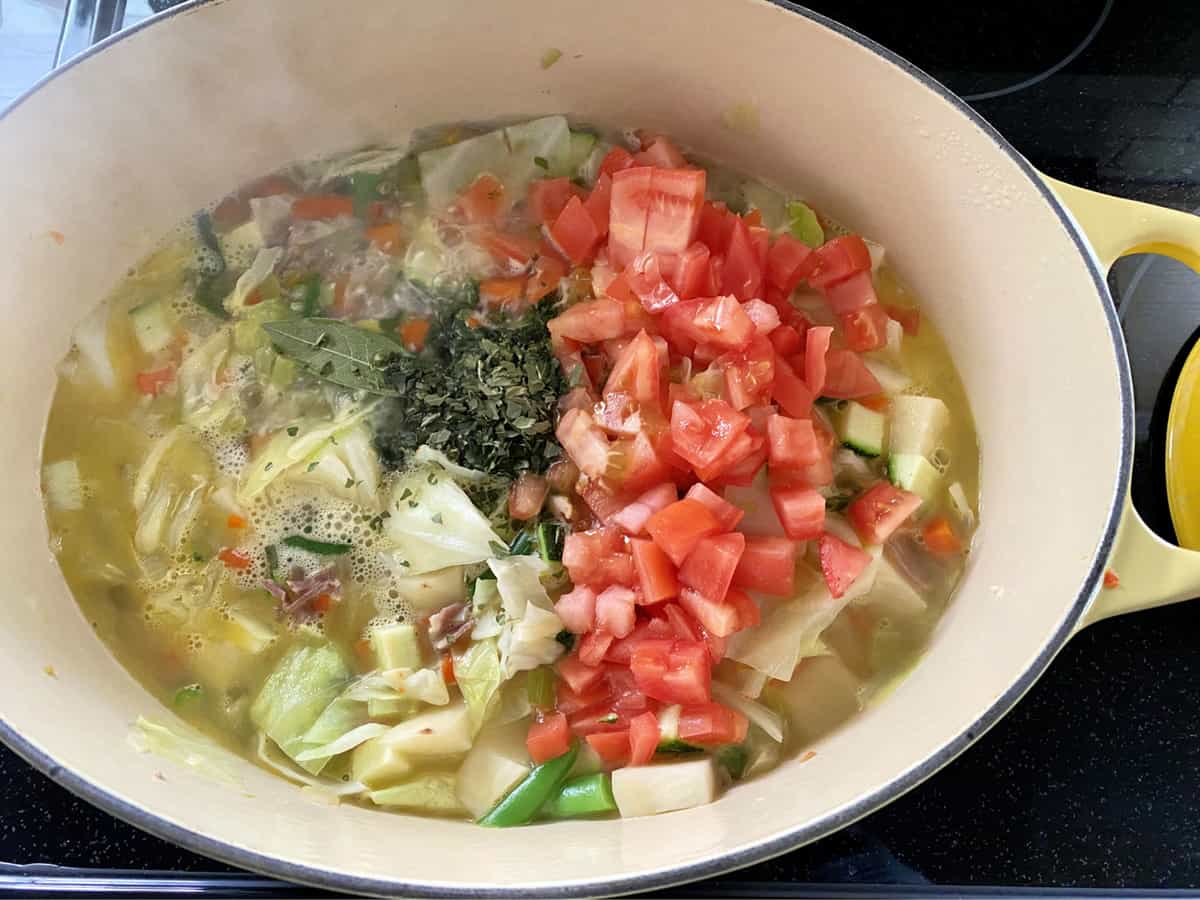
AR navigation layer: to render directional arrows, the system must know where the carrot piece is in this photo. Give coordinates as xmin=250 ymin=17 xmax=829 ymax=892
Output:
xmin=400 ymin=317 xmax=431 ymax=352
xmin=457 ymin=173 xmax=505 ymax=224
xmin=291 ymin=194 xmax=354 ymax=220
xmin=441 ymin=653 xmax=457 ymax=685
xmin=227 ymin=514 xmax=247 ymax=529
xmin=857 ymin=394 xmax=890 ymax=413
xmin=217 ymin=548 xmax=252 ymax=570
xmin=312 ymin=594 xmax=333 ymax=614
xmin=1103 ymin=569 xmax=1120 ymax=589
xmin=743 ymin=208 xmax=763 ymax=227
xmin=366 ymin=222 xmax=404 ymax=255
xmin=135 ymin=366 xmax=175 ymax=396
xmin=922 ymin=516 xmax=963 ymax=556
xmin=480 ymin=276 xmax=529 ymax=312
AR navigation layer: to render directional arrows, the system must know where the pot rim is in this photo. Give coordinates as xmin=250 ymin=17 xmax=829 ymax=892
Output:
xmin=0 ymin=0 xmax=1134 ymax=896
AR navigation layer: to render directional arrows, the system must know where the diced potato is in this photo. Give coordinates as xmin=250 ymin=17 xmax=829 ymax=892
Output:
xmin=352 ymin=739 xmax=413 ymax=788
xmin=223 ymin=608 xmax=277 ymax=654
xmin=370 ymin=623 xmax=421 ymax=670
xmin=455 ymin=721 xmax=530 ymax=819
xmin=611 ymin=758 xmax=717 ymax=818
xmin=375 ymin=701 xmax=472 ymax=757
xmin=187 ymin=639 xmax=254 ymax=695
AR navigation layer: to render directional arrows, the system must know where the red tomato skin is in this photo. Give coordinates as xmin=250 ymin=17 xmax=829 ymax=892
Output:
xmin=549 ymin=298 xmax=626 ymax=343
xmin=557 ymin=653 xmax=606 ymax=694
xmin=527 ymin=711 xmax=571 ymax=763
xmin=840 ymin=304 xmax=890 ymax=351
xmin=630 ymin=538 xmax=680 ymax=604
xmin=528 ymin=177 xmax=580 ymax=225
xmin=821 ymin=349 xmax=883 ymax=399
xmin=643 ymin=168 xmax=707 ymax=257
xmin=805 ymin=325 xmax=833 ymax=397
xmin=630 ymin=639 xmax=711 ymax=705
xmin=578 ymin=630 xmax=615 ymax=667
xmin=823 ymin=270 xmax=878 ymax=315
xmin=721 ymin=217 xmax=764 ymax=301
xmin=732 ymin=536 xmax=797 ymax=597
xmin=608 ymin=166 xmax=653 ymax=269
xmin=585 ymin=730 xmax=631 ymax=767
xmin=678 ymin=532 xmax=746 ymax=606
xmin=770 ymin=484 xmax=826 ymax=540
xmin=726 ymin=588 xmax=761 ymax=629
xmin=629 ymin=711 xmax=660 ymax=766
xmin=767 ymin=233 xmax=817 ymax=293
xmin=809 ymin=235 xmax=872 ymax=289
xmin=684 ymin=483 xmax=745 ymax=531
xmin=645 ymin=498 xmax=723 ymax=567
xmin=678 ymin=587 xmax=741 ymax=637
xmin=818 ymin=532 xmax=873 ymax=598
xmin=677 ymin=702 xmax=748 ymax=745
xmin=584 ymin=173 xmax=613 ymax=237
xmin=769 ymin=323 xmax=804 ymax=357
xmin=550 ymin=195 xmax=602 ymax=265
xmin=766 ymin=414 xmax=821 ymax=471
xmin=846 ymin=481 xmax=923 ymax=544
xmin=598 ymin=146 xmax=635 ymax=178
xmin=771 ymin=355 xmax=814 ymax=419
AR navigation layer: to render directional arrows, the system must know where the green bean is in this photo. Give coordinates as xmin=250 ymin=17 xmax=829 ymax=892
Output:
xmin=478 ymin=743 xmax=578 ymax=827
xmin=543 ymin=773 xmax=616 ymax=819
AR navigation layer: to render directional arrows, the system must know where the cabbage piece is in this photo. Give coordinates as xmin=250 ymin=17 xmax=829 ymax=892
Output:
xmin=711 ymin=681 xmax=785 ymax=742
xmin=237 ymin=402 xmax=377 ymax=503
xmin=294 ymin=722 xmax=389 ymax=766
xmin=255 ymin=733 xmax=367 ymax=796
xmin=726 ymin=579 xmax=847 ymax=680
xmin=224 ymin=247 xmax=283 ymax=314
xmin=131 ymin=426 xmax=213 ymax=556
xmin=369 ymin=773 xmax=465 ymax=814
xmin=249 ymin=195 xmax=294 ymax=246
xmin=503 ymin=116 xmax=572 ymax=196
xmin=490 ymin=556 xmax=565 ymax=676
xmin=452 ymin=638 xmax=503 ymax=734
xmin=178 ymin=329 xmax=234 ymax=428
xmin=293 ymin=423 xmax=382 ymax=509
xmin=250 ymin=643 xmax=350 ymax=770
xmin=470 ymin=578 xmax=502 ymax=639
xmin=128 ymin=716 xmax=243 ymax=788
xmin=380 ymin=466 xmax=504 ymax=576
xmin=324 ymin=147 xmax=413 ymax=180
xmin=70 ymin=303 xmax=117 ymax=391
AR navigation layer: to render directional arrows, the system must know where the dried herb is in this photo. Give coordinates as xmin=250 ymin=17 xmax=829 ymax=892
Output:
xmin=191 ymin=212 xmax=232 ymax=320
xmin=263 ymin=318 xmax=403 ymax=395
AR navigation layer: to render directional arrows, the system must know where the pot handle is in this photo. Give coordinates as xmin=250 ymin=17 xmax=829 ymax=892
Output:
xmin=1043 ymin=175 xmax=1200 ymax=626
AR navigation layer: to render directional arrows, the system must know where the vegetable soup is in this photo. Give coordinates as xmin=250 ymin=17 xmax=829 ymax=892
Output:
xmin=42 ymin=117 xmax=978 ymax=824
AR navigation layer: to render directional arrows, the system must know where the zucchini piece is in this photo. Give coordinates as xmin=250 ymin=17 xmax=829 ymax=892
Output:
xmin=370 ymin=623 xmax=421 ymax=671
xmin=888 ymin=395 xmax=949 ymax=458
xmin=129 ymin=300 xmax=176 ymax=354
xmin=834 ymin=401 xmax=885 ymax=457
xmin=887 ymin=452 xmax=941 ymax=501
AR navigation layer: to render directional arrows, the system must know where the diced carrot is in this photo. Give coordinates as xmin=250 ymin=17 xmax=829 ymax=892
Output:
xmin=1104 ymin=569 xmax=1120 ymax=589
xmin=457 ymin=173 xmax=505 ymax=224
xmin=244 ymin=288 xmax=263 ymax=307
xmin=217 ymin=548 xmax=252 ymax=570
xmin=743 ymin=208 xmax=763 ymax=227
xmin=354 ymin=638 xmax=373 ymax=662
xmin=135 ymin=366 xmax=175 ymax=396
xmin=333 ymin=276 xmax=349 ymax=313
xmin=291 ymin=194 xmax=354 ymax=220
xmin=312 ymin=594 xmax=333 ymax=614
xmin=227 ymin=514 xmax=247 ymax=529
xmin=366 ymin=222 xmax=404 ymax=255
xmin=400 ymin=317 xmax=431 ymax=352
xmin=480 ymin=276 xmax=529 ymax=312
xmin=441 ymin=653 xmax=457 ymax=684
xmin=858 ymin=394 xmax=890 ymax=413
xmin=922 ymin=516 xmax=963 ymax=556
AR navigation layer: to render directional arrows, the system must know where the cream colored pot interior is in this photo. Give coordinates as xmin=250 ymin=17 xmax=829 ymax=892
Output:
xmin=0 ymin=0 xmax=1126 ymax=894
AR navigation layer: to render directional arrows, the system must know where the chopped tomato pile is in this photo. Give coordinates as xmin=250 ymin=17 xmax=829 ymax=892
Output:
xmin=510 ymin=134 xmax=929 ymax=766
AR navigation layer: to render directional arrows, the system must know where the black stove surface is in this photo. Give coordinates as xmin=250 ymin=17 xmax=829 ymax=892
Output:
xmin=5 ymin=1 xmax=1200 ymax=895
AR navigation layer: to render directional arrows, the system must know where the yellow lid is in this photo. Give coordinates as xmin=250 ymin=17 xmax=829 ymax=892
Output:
xmin=1166 ymin=339 xmax=1200 ymax=551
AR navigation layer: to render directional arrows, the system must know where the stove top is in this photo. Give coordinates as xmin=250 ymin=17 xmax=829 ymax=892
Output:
xmin=2 ymin=1 xmax=1200 ymax=895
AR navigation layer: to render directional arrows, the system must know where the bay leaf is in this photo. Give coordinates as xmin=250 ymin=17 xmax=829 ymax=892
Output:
xmin=263 ymin=317 xmax=402 ymax=395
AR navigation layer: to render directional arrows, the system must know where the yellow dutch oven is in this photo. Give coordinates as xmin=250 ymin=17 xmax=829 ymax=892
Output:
xmin=1 ymin=1 xmax=1200 ymax=896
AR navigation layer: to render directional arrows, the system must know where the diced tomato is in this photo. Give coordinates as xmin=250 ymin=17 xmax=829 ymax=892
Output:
xmin=701 ymin=628 xmax=728 ymax=664
xmin=823 ymin=270 xmax=878 ymax=315
xmin=677 ymin=702 xmax=748 ymax=746
xmin=742 ymin=298 xmax=781 ymax=336
xmin=556 ymin=408 xmax=611 ymax=478
xmin=630 ymin=538 xmax=680 ymax=604
xmin=480 ymin=276 xmax=528 ymax=312
xmin=643 ymin=168 xmax=707 ymax=257
xmin=847 ymin=481 xmax=923 ymax=544
xmin=508 ymin=472 xmax=548 ymax=520
xmin=609 ymin=431 xmax=671 ymax=494
xmin=599 ymin=146 xmax=635 ymax=178
xmin=683 ymin=296 xmax=756 ymax=351
xmin=923 ymin=515 xmax=964 ymax=556
xmin=527 ymin=710 xmax=571 ymax=764
xmin=623 ymin=253 xmax=681 ymax=313
xmin=767 ymin=233 xmax=817 ymax=293
xmin=678 ymin=532 xmax=745 ymax=605
xmin=818 ymin=533 xmax=872 ymax=599
xmin=809 ymin=235 xmax=872 ymax=290
xmin=712 ymin=432 xmax=767 ymax=487
xmin=719 ymin=336 xmax=775 ymax=411
xmin=555 ymin=585 xmax=597 ymax=634
xmin=840 ymin=304 xmax=890 ymax=352
xmin=726 ymin=588 xmax=761 ymax=629
xmin=766 ymin=414 xmax=820 ymax=471
xmin=770 ymin=484 xmax=826 ymax=540
xmin=821 ymin=349 xmax=882 ymax=399
xmin=551 ymin=195 xmax=602 ymax=265
xmin=1104 ymin=569 xmax=1121 ymax=589
xmin=604 ymin=329 xmax=662 ymax=407
xmin=608 ymin=166 xmax=653 ymax=268
xmin=628 ymin=711 xmax=660 ymax=766
xmin=557 ymin=653 xmax=606 ymax=694
xmin=771 ymin=355 xmax=814 ymax=419
xmin=669 ymin=399 xmax=750 ymax=473
xmin=576 ymin=475 xmax=629 ymax=525
xmin=684 ymin=483 xmax=744 ymax=530
xmin=218 ymin=547 xmax=252 ymax=570
xmin=593 ymin=552 xmax=638 ymax=589
xmin=721 ymin=217 xmax=763 ymax=301
xmin=291 ymin=194 xmax=353 ymax=220
xmin=585 ymin=730 xmax=631 ymax=766
xmin=748 ymin=224 xmax=770 ymax=269
xmin=645 ymin=498 xmax=722 ymax=567
xmin=612 ymin=482 xmax=677 ymax=535
xmin=630 ymin=639 xmax=711 ymax=705
xmin=606 ymin=666 xmax=651 ymax=714
xmin=601 ymin=271 xmax=638 ymax=305
xmin=697 ymin=201 xmax=735 ymax=255
xmin=678 ymin=587 xmax=740 ymax=637
xmin=669 ymin=242 xmax=711 ymax=300
xmin=659 ymin=602 xmax=700 ymax=642
xmin=804 ymin=325 xmax=833 ymax=397
xmin=398 ymin=317 xmax=431 ymax=353
xmin=604 ymin=616 xmax=675 ymax=665
xmin=556 ymin=678 xmax=612 ymax=716
xmin=584 ymin=173 xmax=612 ymax=236
xmin=733 ymin=536 xmax=797 ymax=596
xmin=528 ymin=177 xmax=581 ymax=225
xmin=884 ymin=303 xmax=921 ymax=335
xmin=595 ymin=585 xmax=638 ymax=638
xmin=135 ymin=366 xmax=175 ymax=396
xmin=366 ymin=222 xmax=404 ymax=255
xmin=634 ymin=137 xmax=688 ymax=169
xmin=458 ymin=173 xmax=505 ymax=224
xmin=563 ymin=528 xmax=624 ymax=583
xmin=527 ymin=253 xmax=567 ymax=302
xmin=549 ymin=297 xmax=626 ymax=343
xmin=478 ymin=230 xmax=539 ymax=273
xmin=799 ymin=421 xmax=837 ymax=488
xmin=579 ymin=629 xmax=616 ymax=667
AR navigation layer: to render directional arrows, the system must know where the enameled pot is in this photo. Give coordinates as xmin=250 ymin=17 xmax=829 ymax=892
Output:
xmin=2 ymin=1 xmax=1200 ymax=896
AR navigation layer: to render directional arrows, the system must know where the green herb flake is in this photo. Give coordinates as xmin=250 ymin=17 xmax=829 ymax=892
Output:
xmin=172 ymin=683 xmax=203 ymax=706
xmin=286 ymin=425 xmax=299 ymax=437
xmin=431 ymin=512 xmax=444 ymax=525
xmin=306 ymin=461 xmax=320 ymax=472
xmin=540 ymin=48 xmax=563 ymax=70
xmin=534 ymin=156 xmax=549 ymax=170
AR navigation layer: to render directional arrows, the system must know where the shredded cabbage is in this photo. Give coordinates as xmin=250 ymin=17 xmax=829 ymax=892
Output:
xmin=293 ymin=422 xmax=382 ymax=509
xmin=128 ymin=716 xmax=243 ymax=788
xmin=712 ymin=681 xmax=785 ymax=742
xmin=250 ymin=643 xmax=350 ymax=772
xmin=225 ymin=247 xmax=283 ymax=314
xmin=490 ymin=556 xmax=565 ymax=676
xmin=178 ymin=329 xmax=233 ymax=427
xmin=452 ymin=638 xmax=503 ymax=734
xmin=726 ymin=580 xmax=846 ymax=680
xmin=380 ymin=466 xmax=504 ymax=575
xmin=255 ymin=733 xmax=367 ymax=796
